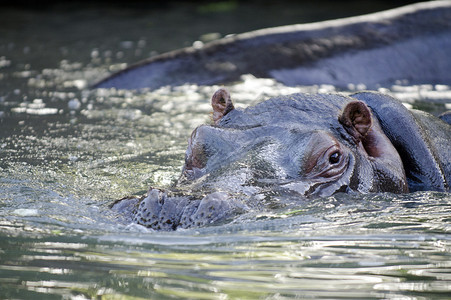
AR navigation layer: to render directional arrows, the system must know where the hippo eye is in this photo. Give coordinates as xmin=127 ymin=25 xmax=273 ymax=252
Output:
xmin=329 ymin=151 xmax=341 ymax=164
xmin=302 ymin=133 xmax=349 ymax=181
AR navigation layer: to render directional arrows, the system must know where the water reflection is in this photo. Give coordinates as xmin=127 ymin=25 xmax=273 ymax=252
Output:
xmin=1 ymin=74 xmax=450 ymax=298
xmin=1 ymin=226 xmax=449 ymax=299
xmin=1 ymin=2 xmax=450 ymax=299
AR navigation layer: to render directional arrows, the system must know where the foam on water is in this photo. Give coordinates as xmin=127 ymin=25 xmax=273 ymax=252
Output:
xmin=1 ymin=3 xmax=450 ymax=299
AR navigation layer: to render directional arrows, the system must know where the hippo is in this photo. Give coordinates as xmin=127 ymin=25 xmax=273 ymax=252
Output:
xmin=111 ymin=90 xmax=450 ymax=230
xmin=94 ymin=1 xmax=451 ymax=90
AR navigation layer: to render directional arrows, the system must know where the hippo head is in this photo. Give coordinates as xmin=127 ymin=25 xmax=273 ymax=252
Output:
xmin=180 ymin=89 xmax=408 ymax=198
xmin=114 ymin=89 xmax=411 ymax=230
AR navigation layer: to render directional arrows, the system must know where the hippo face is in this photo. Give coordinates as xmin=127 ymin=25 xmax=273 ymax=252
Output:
xmin=113 ymin=90 xmax=414 ymax=230
xmin=181 ymin=89 xmax=408 ymax=197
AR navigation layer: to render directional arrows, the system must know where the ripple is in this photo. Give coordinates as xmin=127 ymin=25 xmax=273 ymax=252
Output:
xmin=1 ymin=3 xmax=450 ymax=299
xmin=12 ymin=209 xmax=39 ymax=217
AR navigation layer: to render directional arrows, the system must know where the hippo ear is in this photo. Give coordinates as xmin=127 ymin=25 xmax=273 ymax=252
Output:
xmin=211 ymin=89 xmax=234 ymax=124
xmin=338 ymin=101 xmax=372 ymax=144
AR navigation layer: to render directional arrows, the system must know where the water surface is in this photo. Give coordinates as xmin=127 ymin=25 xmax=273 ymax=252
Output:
xmin=1 ymin=2 xmax=450 ymax=299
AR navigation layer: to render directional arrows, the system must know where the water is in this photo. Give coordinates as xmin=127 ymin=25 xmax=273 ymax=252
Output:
xmin=1 ymin=2 xmax=450 ymax=299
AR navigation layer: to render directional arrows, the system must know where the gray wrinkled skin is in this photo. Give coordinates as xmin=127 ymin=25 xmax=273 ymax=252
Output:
xmin=111 ymin=92 xmax=450 ymax=230
xmin=134 ymin=190 xmax=247 ymax=230
xmin=112 ymin=190 xmax=252 ymax=231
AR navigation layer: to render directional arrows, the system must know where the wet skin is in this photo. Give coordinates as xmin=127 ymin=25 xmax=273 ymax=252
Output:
xmin=94 ymin=2 xmax=451 ymax=90
xmin=112 ymin=90 xmax=450 ymax=230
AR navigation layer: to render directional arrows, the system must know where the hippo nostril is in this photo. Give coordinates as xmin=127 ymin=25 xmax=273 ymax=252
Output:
xmin=185 ymin=129 xmax=209 ymax=172
xmin=187 ymin=144 xmax=208 ymax=169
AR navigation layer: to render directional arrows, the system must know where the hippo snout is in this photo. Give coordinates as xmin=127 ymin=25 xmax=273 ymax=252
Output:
xmin=131 ymin=188 xmax=248 ymax=230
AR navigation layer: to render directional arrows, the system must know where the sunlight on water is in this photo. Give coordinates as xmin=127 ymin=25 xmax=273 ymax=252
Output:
xmin=1 ymin=3 xmax=451 ymax=300
xmin=1 ymin=221 xmax=449 ymax=299
xmin=1 ymin=65 xmax=451 ymax=299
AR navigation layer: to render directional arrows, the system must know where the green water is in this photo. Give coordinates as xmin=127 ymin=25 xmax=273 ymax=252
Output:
xmin=1 ymin=2 xmax=450 ymax=299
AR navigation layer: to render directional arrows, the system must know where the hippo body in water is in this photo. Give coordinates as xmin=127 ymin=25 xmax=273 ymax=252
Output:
xmin=95 ymin=1 xmax=451 ymax=90
xmin=112 ymin=90 xmax=450 ymax=230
